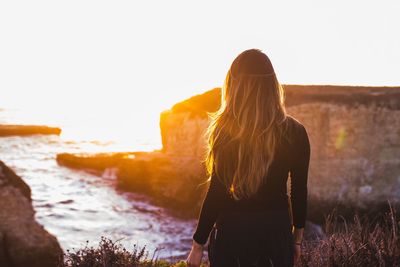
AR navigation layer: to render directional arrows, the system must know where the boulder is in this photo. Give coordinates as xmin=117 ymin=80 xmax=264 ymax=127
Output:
xmin=0 ymin=160 xmax=63 ymax=267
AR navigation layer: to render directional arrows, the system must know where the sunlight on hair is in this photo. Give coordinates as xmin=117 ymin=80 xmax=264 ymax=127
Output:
xmin=204 ymin=49 xmax=290 ymax=200
xmin=229 ymin=184 xmax=235 ymax=194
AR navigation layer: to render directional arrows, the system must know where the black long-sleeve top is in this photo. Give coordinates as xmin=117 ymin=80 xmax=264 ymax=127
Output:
xmin=192 ymin=116 xmax=311 ymax=245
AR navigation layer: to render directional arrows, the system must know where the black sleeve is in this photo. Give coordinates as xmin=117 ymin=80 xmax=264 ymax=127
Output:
xmin=290 ymin=124 xmax=311 ymax=228
xmin=192 ymin=171 xmax=226 ymax=245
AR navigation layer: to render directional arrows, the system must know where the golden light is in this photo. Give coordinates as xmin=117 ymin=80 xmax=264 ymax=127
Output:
xmin=335 ymin=126 xmax=347 ymax=150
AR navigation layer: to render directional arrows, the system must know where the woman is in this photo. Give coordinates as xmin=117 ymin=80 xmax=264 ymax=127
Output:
xmin=186 ymin=49 xmax=310 ymax=267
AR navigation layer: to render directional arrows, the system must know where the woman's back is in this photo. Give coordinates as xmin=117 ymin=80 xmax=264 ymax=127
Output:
xmin=186 ymin=49 xmax=311 ymax=267
xmin=192 ymin=114 xmax=310 ymax=245
xmin=223 ymin=115 xmax=308 ymax=210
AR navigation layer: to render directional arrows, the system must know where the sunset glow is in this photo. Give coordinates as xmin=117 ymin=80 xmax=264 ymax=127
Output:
xmin=1 ymin=0 xmax=399 ymax=149
xmin=0 ymin=1 xmax=399 ymax=265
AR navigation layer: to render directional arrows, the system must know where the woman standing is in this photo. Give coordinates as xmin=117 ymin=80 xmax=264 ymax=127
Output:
xmin=186 ymin=49 xmax=310 ymax=267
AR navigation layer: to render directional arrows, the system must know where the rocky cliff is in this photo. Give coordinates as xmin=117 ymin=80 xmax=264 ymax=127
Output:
xmin=0 ymin=160 xmax=63 ymax=267
xmin=57 ymin=85 xmax=400 ymax=225
xmin=159 ymin=85 xmax=400 ymax=222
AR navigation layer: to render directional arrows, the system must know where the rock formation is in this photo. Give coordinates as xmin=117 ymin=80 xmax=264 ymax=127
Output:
xmin=0 ymin=160 xmax=63 ymax=267
xmin=57 ymin=85 xmax=400 ymax=225
xmin=0 ymin=124 xmax=61 ymax=136
xmin=160 ymin=85 xmax=400 ymax=223
xmin=57 ymin=151 xmax=208 ymax=218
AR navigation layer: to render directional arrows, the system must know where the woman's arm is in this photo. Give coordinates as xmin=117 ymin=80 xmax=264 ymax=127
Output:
xmin=292 ymin=227 xmax=304 ymax=243
xmin=192 ymin=171 xmax=226 ymax=245
xmin=290 ymin=124 xmax=311 ymax=236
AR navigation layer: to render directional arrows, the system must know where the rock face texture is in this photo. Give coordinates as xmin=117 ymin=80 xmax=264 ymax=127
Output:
xmin=0 ymin=160 xmax=63 ymax=267
xmin=160 ymin=85 xmax=400 ymax=223
xmin=285 ymin=87 xmax=400 ymax=222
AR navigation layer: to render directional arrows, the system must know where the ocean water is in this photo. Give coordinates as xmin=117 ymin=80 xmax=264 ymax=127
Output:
xmin=0 ymin=108 xmax=197 ymax=260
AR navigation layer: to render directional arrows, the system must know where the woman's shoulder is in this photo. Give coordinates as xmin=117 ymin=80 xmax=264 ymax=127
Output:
xmin=283 ymin=114 xmax=305 ymax=132
xmin=282 ymin=115 xmax=308 ymax=144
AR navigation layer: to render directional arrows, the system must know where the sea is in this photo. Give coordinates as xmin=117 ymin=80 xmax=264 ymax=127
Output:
xmin=0 ymin=107 xmax=197 ymax=261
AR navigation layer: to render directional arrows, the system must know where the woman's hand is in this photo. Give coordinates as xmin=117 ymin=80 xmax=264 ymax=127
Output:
xmin=292 ymin=226 xmax=304 ymax=265
xmin=186 ymin=240 xmax=204 ymax=267
xmin=293 ymin=243 xmax=301 ymax=265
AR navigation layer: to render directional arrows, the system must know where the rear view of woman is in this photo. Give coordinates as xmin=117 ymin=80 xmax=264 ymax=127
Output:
xmin=186 ymin=49 xmax=311 ymax=267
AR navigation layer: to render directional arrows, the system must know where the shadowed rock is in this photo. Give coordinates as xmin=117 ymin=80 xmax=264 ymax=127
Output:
xmin=0 ymin=160 xmax=63 ymax=267
xmin=57 ymin=151 xmax=207 ymax=218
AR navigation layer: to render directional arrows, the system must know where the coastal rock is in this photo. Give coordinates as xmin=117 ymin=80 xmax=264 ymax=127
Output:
xmin=160 ymin=85 xmax=400 ymax=224
xmin=0 ymin=124 xmax=61 ymax=137
xmin=0 ymin=160 xmax=63 ymax=267
xmin=159 ymin=88 xmax=220 ymax=157
xmin=117 ymin=152 xmax=208 ymax=217
xmin=57 ymin=151 xmax=208 ymax=218
xmin=56 ymin=85 xmax=400 ymax=226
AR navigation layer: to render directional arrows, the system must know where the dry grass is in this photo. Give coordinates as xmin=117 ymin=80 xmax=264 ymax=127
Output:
xmin=299 ymin=200 xmax=399 ymax=266
xmin=58 ymin=201 xmax=399 ymax=267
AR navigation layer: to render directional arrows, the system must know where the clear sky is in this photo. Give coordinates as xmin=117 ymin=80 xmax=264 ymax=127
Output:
xmin=1 ymin=0 xmax=399 ymax=148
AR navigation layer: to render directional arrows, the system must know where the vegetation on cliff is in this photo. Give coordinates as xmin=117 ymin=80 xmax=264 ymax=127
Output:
xmin=300 ymin=201 xmax=399 ymax=266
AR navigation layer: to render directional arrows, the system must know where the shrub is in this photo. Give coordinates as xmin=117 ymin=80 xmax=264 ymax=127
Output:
xmin=58 ymin=236 xmax=208 ymax=267
xmin=58 ymin=201 xmax=399 ymax=266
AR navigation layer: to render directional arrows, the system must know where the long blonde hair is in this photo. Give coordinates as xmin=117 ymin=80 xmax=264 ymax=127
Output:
xmin=203 ymin=49 xmax=289 ymax=200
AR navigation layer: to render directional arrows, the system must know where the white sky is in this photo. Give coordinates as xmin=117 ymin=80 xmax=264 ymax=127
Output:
xmin=0 ymin=0 xmax=399 ymax=146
